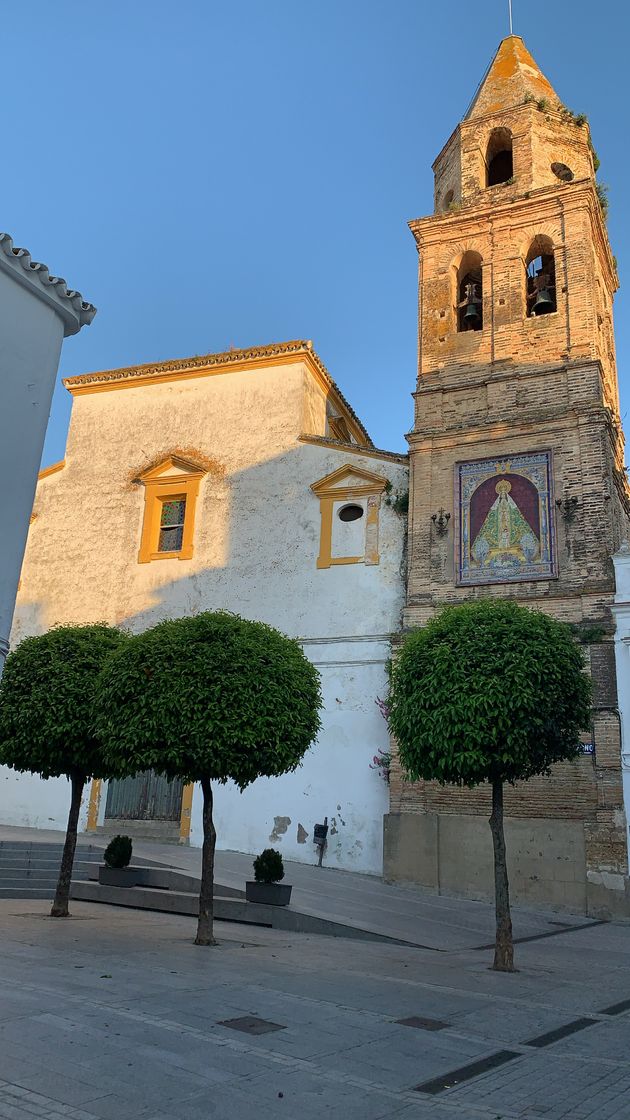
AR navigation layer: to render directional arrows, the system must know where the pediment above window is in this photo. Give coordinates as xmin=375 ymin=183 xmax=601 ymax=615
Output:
xmin=311 ymin=463 xmax=388 ymax=569
xmin=310 ymin=464 xmax=388 ymax=499
xmin=138 ymin=455 xmax=208 ymax=484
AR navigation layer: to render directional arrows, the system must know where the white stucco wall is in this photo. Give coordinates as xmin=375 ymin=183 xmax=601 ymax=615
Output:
xmin=5 ymin=357 xmax=407 ymax=873
xmin=207 ymin=642 xmax=392 ymax=874
xmin=0 ymin=768 xmax=90 ymax=833
xmin=0 ymin=272 xmax=64 ymax=662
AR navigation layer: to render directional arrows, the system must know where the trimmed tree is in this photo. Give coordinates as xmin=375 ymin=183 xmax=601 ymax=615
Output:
xmin=388 ymin=600 xmax=592 ymax=972
xmin=94 ymin=611 xmax=322 ymax=946
xmin=0 ymin=624 xmax=129 ymax=917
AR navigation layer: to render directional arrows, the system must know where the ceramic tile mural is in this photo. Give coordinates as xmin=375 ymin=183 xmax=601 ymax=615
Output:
xmin=456 ymin=451 xmax=556 ymax=586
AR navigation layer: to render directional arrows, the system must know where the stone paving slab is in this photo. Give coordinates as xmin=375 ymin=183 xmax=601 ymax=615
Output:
xmin=1 ymin=899 xmax=630 ymax=1118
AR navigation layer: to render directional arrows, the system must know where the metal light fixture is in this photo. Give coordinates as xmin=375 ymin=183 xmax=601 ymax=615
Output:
xmin=556 ymin=495 xmax=579 ymax=524
xmin=431 ymin=509 xmax=451 ymax=536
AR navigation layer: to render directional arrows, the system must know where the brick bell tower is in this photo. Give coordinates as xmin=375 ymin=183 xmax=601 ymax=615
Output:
xmin=385 ymin=36 xmax=630 ymax=918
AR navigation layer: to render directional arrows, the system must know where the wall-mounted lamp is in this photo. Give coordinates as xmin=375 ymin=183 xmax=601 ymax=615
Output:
xmin=431 ymin=509 xmax=451 ymax=536
xmin=555 ymin=495 xmax=579 ymax=525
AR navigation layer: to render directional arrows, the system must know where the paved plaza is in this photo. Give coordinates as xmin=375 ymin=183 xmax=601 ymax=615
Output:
xmin=0 ymin=896 xmax=629 ymax=1119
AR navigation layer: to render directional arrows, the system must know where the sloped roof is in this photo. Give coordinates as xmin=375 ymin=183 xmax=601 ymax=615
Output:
xmin=0 ymin=233 xmax=95 ymax=334
xmin=466 ymin=36 xmax=561 ymax=120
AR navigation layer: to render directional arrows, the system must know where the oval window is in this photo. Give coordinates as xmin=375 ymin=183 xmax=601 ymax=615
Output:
xmin=338 ymin=504 xmax=364 ymax=523
xmin=551 ymin=161 xmax=574 ymax=182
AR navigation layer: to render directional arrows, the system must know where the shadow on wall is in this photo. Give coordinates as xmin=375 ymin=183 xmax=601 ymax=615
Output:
xmin=8 ymin=443 xmax=405 ymax=871
xmin=17 ymin=442 xmax=406 ymax=640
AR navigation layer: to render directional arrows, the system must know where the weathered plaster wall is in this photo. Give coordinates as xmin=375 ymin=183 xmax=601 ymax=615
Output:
xmin=207 ymin=645 xmax=392 ymax=874
xmin=5 ymin=358 xmax=407 ymax=873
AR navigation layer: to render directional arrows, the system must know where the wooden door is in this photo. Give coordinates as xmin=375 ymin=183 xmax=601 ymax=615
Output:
xmin=104 ymin=771 xmax=184 ymax=821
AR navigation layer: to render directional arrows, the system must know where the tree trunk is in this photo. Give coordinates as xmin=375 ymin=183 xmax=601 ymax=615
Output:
xmin=489 ymin=778 xmax=514 ymax=972
xmin=50 ymin=772 xmax=85 ymax=918
xmin=195 ymin=776 xmax=217 ymax=946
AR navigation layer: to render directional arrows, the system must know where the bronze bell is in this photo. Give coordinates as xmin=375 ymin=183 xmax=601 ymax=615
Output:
xmin=463 ymin=299 xmax=482 ymax=329
xmin=531 ymin=287 xmax=555 ymax=316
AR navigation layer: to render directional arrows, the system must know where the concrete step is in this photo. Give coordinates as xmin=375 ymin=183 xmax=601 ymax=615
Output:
xmin=0 ymin=868 xmax=60 ymax=880
xmin=0 ymin=848 xmax=103 ymax=860
xmin=0 ymin=839 xmax=103 ymax=847
xmin=0 ymin=872 xmax=94 ymax=881
xmin=98 ymin=821 xmax=181 ymax=844
xmin=0 ymin=885 xmax=55 ymax=899
xmin=73 ymin=865 xmax=244 ymax=898
xmin=69 ymin=882 xmax=408 ymax=945
xmin=0 ymin=856 xmax=101 ymax=868
xmin=0 ymin=842 xmax=67 ymax=852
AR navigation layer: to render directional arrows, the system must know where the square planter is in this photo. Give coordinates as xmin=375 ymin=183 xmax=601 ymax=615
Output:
xmin=98 ymin=866 xmax=139 ymax=888
xmin=245 ymin=881 xmax=292 ymax=907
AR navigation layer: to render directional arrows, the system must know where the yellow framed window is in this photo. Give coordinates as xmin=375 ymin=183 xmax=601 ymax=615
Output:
xmin=311 ymin=464 xmax=388 ymax=569
xmin=137 ymin=456 xmax=205 ymax=564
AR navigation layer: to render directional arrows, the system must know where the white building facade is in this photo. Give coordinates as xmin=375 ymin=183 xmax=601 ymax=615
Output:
xmin=3 ymin=340 xmax=407 ymax=874
xmin=0 ymin=233 xmax=95 ymax=668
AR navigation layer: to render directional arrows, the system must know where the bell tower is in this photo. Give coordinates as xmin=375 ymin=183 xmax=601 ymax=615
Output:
xmin=386 ymin=36 xmax=630 ymax=918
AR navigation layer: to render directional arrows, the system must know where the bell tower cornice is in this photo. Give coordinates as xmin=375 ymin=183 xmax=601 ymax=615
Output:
xmin=410 ymin=180 xmax=618 ymax=296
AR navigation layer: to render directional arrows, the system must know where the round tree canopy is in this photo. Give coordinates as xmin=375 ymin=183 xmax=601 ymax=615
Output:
xmin=0 ymin=624 xmax=129 ymax=780
xmin=94 ymin=611 xmax=322 ymax=787
xmin=389 ymin=600 xmax=592 ymax=787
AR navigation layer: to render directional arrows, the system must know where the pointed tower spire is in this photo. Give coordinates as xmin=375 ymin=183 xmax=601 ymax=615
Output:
xmin=429 ymin=34 xmax=596 ymax=214
xmin=466 ymin=35 xmax=560 ymax=119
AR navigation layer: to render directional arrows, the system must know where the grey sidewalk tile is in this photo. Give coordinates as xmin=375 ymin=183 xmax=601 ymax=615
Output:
xmin=0 ymin=1086 xmax=99 ymax=1120
xmin=179 ymin=1069 xmax=405 ymax=1120
xmin=5 ymin=889 xmax=630 ymax=1120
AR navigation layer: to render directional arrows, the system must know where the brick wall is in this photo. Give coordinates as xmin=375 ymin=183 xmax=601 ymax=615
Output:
xmin=395 ymin=78 xmax=630 ymax=902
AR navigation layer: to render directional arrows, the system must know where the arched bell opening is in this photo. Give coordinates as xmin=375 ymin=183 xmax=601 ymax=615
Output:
xmin=525 ymin=236 xmax=557 ymax=317
xmin=486 ymin=128 xmax=513 ymax=187
xmin=456 ymin=251 xmax=483 ymax=332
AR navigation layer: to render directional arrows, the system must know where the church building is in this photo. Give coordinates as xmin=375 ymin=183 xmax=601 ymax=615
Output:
xmin=3 ymin=36 xmax=629 ymax=917
xmin=5 ymin=340 xmax=408 ymax=875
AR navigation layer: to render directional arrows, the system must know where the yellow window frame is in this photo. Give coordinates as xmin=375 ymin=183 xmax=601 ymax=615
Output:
xmin=311 ymin=464 xmax=388 ymax=570
xmin=137 ymin=457 xmax=205 ymax=564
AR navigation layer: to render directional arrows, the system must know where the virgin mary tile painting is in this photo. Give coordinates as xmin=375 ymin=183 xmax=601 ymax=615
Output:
xmin=456 ymin=451 xmax=556 ymax=586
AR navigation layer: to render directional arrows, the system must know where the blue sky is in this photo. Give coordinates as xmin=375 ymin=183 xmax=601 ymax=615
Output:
xmin=4 ymin=1 xmax=628 ymax=463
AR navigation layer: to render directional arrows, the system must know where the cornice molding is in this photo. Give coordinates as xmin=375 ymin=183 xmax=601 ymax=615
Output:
xmin=299 ymin=434 xmax=408 ymax=465
xmin=414 ymin=357 xmax=605 ymax=397
xmin=410 ymin=180 xmax=617 ymax=292
xmin=407 ymin=409 xmax=610 ymax=453
xmin=37 ymin=459 xmax=66 ymax=481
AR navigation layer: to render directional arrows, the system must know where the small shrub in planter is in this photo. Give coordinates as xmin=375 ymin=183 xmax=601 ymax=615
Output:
xmin=104 ymin=835 xmax=132 ymax=869
xmin=99 ymin=834 xmax=138 ymax=887
xmin=246 ymin=848 xmax=292 ymax=906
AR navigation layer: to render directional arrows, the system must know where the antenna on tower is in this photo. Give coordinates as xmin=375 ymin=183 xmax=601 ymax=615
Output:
xmin=508 ymin=0 xmax=513 ymax=34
